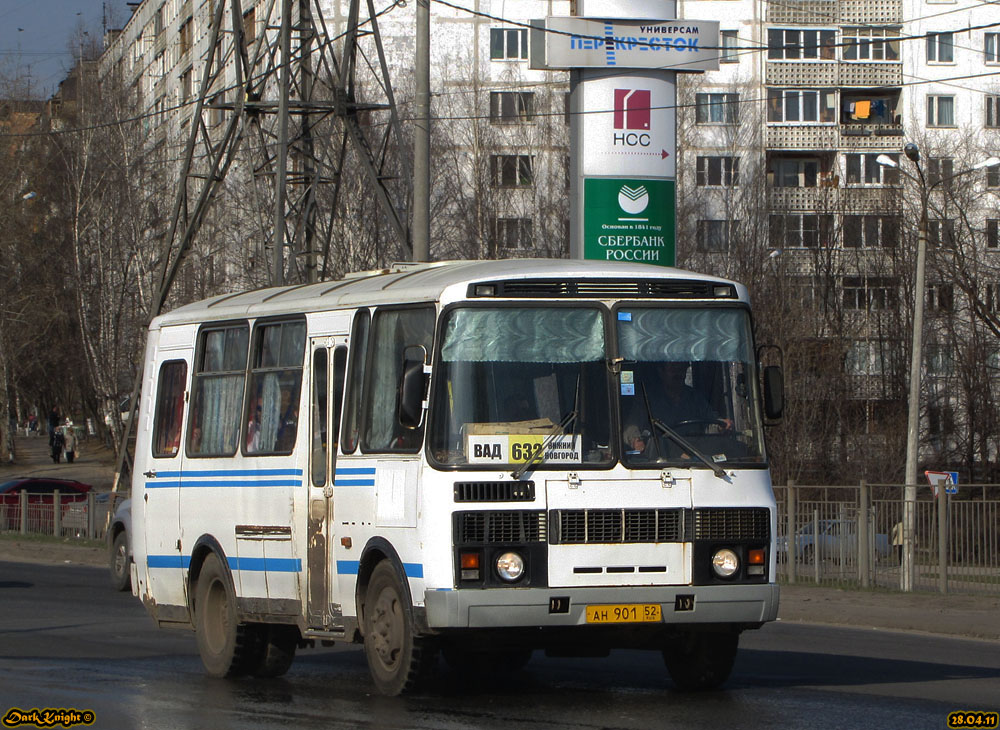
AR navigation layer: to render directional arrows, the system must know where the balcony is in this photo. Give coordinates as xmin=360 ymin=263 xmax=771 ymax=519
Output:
xmin=839 ymin=186 xmax=900 ymax=213
xmin=766 ymin=62 xmax=838 ymax=86
xmin=839 ymin=62 xmax=902 ymax=87
xmin=766 ymin=0 xmax=838 ymax=24
xmin=769 ymin=187 xmax=840 ymax=212
xmin=839 ymin=123 xmax=904 ymax=149
xmin=766 ymin=125 xmax=839 ymax=150
xmin=839 ymin=0 xmax=902 ymax=24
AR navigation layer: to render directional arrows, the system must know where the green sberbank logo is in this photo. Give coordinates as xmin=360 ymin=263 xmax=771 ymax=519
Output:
xmin=583 ymin=178 xmax=675 ymax=266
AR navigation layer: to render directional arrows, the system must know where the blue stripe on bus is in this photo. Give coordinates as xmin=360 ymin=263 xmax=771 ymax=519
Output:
xmin=335 ymin=561 xmax=423 ymax=578
xmin=226 ymin=557 xmax=302 ymax=573
xmin=147 ymin=555 xmax=191 ymax=569
xmin=145 ymin=480 xmax=302 ymax=489
xmin=334 ymin=467 xmax=376 ymax=475
xmin=146 ymin=555 xmax=301 ymax=572
xmin=152 ymin=469 xmax=304 ymax=478
xmin=333 ymin=479 xmax=375 ymax=487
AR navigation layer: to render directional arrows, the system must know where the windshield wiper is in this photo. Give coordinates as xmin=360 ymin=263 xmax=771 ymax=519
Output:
xmin=640 ymin=383 xmax=728 ymax=480
xmin=511 ymin=374 xmax=581 ymax=480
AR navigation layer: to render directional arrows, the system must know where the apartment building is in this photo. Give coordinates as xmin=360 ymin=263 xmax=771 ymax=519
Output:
xmin=98 ymin=0 xmax=1000 ymax=477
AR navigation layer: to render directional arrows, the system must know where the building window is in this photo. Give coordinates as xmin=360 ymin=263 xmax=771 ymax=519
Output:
xmin=843 ymin=215 xmax=900 ymax=248
xmin=845 ymin=153 xmax=900 ymax=185
xmin=985 ymin=283 xmax=1000 ymax=312
xmin=927 ymin=32 xmax=955 ymax=62
xmin=925 ymin=345 xmax=955 ymax=377
xmin=987 ymin=163 xmax=1000 ymax=188
xmin=928 ymin=284 xmax=955 ymax=312
xmin=846 ymin=341 xmax=895 ymax=376
xmin=842 ymin=27 xmax=900 ymax=61
xmin=721 ymin=30 xmax=739 ymax=62
xmin=489 ymin=91 xmax=534 ymax=123
xmin=766 ymin=89 xmax=836 ymax=123
xmin=927 ymin=95 xmax=955 ymax=126
xmin=987 ymin=96 xmax=1000 ymax=127
xmin=493 ymin=218 xmax=533 ymax=250
xmin=696 ymin=220 xmax=735 ymax=252
xmin=988 ymin=219 xmax=1000 ymax=248
xmin=696 ymin=156 xmax=739 ymax=186
xmin=180 ymin=67 xmax=193 ymax=103
xmin=842 ymin=276 xmax=899 ymax=311
xmin=987 ymin=33 xmax=1000 ymax=63
xmin=491 ymin=154 xmax=533 ymax=187
xmin=179 ymin=16 xmax=193 ymax=56
xmin=770 ymin=158 xmax=820 ymax=187
xmin=695 ymin=93 xmax=738 ymax=124
xmin=767 ymin=29 xmax=836 ymax=60
xmin=770 ymin=214 xmax=833 ymax=248
xmin=491 ymin=28 xmax=528 ymax=60
xmin=928 ymin=157 xmax=954 ymax=187
xmin=928 ymin=219 xmax=956 ymax=248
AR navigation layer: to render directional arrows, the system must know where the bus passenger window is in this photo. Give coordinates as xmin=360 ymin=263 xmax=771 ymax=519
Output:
xmin=363 ymin=307 xmax=435 ymax=452
xmin=245 ymin=320 xmax=306 ymax=455
xmin=152 ymin=360 xmax=188 ymax=458
xmin=311 ymin=348 xmax=328 ymax=487
xmin=341 ymin=311 xmax=370 ymax=454
xmin=188 ymin=324 xmax=249 ymax=456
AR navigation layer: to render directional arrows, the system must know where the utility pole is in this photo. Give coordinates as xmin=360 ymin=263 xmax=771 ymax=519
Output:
xmin=412 ymin=0 xmax=430 ymax=262
xmin=272 ymin=0 xmax=292 ymax=286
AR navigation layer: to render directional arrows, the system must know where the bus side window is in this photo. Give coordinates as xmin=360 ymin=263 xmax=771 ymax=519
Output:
xmin=341 ymin=310 xmax=370 ymax=454
xmin=152 ymin=360 xmax=188 ymax=458
xmin=244 ymin=320 xmax=306 ymax=455
xmin=188 ymin=324 xmax=249 ymax=456
xmin=310 ymin=348 xmax=328 ymax=487
xmin=363 ymin=306 xmax=435 ymax=452
xmin=331 ymin=346 xmax=347 ymax=447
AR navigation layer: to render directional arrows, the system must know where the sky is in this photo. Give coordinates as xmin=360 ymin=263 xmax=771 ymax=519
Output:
xmin=0 ymin=0 xmax=135 ymax=98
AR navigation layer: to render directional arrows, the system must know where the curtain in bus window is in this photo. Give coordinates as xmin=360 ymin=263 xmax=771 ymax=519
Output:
xmin=617 ymin=308 xmax=751 ymax=362
xmin=195 ymin=374 xmax=244 ymax=454
xmin=440 ymin=308 xmax=604 ymax=363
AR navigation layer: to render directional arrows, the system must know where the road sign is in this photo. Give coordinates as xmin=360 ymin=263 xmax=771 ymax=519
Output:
xmin=925 ymin=470 xmax=959 ymax=497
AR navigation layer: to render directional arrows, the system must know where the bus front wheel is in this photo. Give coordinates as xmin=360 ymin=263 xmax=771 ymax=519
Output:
xmin=194 ymin=552 xmax=256 ymax=677
xmin=363 ymin=561 xmax=436 ymax=695
xmin=663 ymin=630 xmax=739 ymax=691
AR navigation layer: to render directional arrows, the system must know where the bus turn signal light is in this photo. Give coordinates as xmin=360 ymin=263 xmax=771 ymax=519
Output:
xmin=460 ymin=551 xmax=481 ymax=580
xmin=748 ymin=549 xmax=765 ymax=565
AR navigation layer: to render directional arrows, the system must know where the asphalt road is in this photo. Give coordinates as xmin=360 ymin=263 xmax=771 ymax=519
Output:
xmin=1 ymin=560 xmax=998 ymax=730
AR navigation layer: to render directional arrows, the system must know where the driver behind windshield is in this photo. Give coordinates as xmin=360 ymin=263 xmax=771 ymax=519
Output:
xmin=623 ymin=361 xmax=732 ymax=455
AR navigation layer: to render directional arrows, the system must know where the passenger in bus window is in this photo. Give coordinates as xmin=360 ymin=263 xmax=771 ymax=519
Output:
xmin=247 ymin=395 xmax=263 ymax=452
xmin=275 ymin=388 xmax=298 ymax=452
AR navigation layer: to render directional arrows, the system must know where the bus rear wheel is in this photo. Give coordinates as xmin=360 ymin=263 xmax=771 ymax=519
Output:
xmin=663 ymin=630 xmax=739 ymax=691
xmin=250 ymin=624 xmax=298 ymax=678
xmin=363 ymin=561 xmax=436 ymax=695
xmin=194 ymin=552 xmax=256 ymax=677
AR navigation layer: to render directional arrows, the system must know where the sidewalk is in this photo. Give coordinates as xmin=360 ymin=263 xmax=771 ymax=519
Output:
xmin=1 ymin=434 xmax=998 ymax=641
xmin=1 ymin=432 xmax=120 ymax=493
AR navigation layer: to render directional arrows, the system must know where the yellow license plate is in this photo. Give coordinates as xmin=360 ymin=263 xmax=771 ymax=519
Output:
xmin=585 ymin=604 xmax=662 ymax=624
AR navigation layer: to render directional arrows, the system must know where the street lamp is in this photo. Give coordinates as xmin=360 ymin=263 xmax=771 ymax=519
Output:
xmin=877 ymin=146 xmax=999 ymax=591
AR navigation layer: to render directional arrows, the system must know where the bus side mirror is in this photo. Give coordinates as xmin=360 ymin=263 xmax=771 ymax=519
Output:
xmin=763 ymin=365 xmax=784 ymax=420
xmin=398 ymin=346 xmax=428 ymax=429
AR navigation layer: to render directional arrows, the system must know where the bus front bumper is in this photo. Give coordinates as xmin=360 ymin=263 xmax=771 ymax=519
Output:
xmin=423 ymin=583 xmax=779 ymax=630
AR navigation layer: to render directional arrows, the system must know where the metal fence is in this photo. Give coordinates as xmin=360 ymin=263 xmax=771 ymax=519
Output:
xmin=0 ymin=491 xmax=124 ymax=541
xmin=774 ymin=484 xmax=1000 ymax=594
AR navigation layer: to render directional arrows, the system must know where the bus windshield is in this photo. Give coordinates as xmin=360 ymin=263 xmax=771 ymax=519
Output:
xmin=617 ymin=306 xmax=765 ymax=468
xmin=429 ymin=306 xmax=614 ymax=468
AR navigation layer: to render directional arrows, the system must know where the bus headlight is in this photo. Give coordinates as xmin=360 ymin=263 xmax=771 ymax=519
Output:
xmin=496 ymin=552 xmax=525 ymax=582
xmin=711 ymin=548 xmax=740 ymax=578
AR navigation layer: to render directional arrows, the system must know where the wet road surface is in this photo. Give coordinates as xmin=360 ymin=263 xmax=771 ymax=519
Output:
xmin=1 ymin=560 xmax=998 ymax=729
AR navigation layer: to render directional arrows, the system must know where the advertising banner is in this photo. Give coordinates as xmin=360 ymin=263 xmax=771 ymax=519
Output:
xmin=583 ymin=178 xmax=675 ymax=266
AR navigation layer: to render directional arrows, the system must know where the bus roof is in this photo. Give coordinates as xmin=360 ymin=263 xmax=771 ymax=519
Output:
xmin=150 ymin=258 xmax=746 ymax=329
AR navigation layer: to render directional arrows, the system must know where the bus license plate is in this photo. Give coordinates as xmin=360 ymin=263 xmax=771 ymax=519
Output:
xmin=585 ymin=604 xmax=662 ymax=624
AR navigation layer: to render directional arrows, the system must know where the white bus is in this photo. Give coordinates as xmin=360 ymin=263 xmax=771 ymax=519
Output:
xmin=130 ymin=258 xmax=783 ymax=695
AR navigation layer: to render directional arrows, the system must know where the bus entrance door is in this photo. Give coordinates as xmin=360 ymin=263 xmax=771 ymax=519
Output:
xmin=306 ymin=337 xmax=348 ymax=630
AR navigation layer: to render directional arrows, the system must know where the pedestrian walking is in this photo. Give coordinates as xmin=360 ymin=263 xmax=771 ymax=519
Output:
xmin=63 ymin=422 xmax=78 ymax=464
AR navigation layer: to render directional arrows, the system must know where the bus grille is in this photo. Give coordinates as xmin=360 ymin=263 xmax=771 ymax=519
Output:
xmin=453 ymin=481 xmax=535 ymax=502
xmin=550 ymin=509 xmax=684 ymax=544
xmin=456 ymin=510 xmax=546 ymax=544
xmin=687 ymin=508 xmax=770 ymax=541
xmin=470 ymin=279 xmax=728 ymax=300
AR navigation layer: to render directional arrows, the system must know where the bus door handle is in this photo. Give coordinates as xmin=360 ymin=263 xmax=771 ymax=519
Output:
xmin=323 ymin=485 xmax=334 ymax=499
